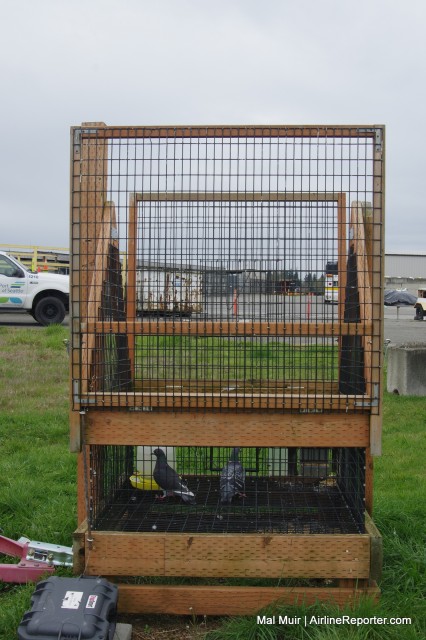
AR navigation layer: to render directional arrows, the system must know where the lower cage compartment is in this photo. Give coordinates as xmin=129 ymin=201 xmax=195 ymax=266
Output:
xmin=89 ymin=446 xmax=366 ymax=535
xmin=95 ymin=475 xmax=363 ymax=534
xmin=77 ymin=444 xmax=379 ymax=613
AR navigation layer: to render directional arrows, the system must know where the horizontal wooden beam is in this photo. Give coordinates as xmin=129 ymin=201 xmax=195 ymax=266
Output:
xmin=82 ymin=320 xmax=373 ymax=338
xmin=135 ymin=191 xmax=340 ymax=202
xmin=78 ymin=125 xmax=381 ymax=140
xmin=83 ymin=410 xmax=369 ymax=447
xmin=82 ymin=531 xmax=370 ymax=579
xmin=117 ymin=583 xmax=380 ymax=614
xmin=132 ymin=379 xmax=338 ymax=393
xmin=81 ymin=391 xmax=369 ymax=412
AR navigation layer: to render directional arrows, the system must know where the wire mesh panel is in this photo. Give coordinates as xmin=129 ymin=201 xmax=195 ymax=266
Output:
xmin=70 ymin=125 xmax=384 ymax=609
xmin=89 ymin=445 xmax=365 ymax=535
xmin=71 ymin=125 xmax=384 ymax=415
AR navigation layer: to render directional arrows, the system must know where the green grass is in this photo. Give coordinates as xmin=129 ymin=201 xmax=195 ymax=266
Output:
xmin=135 ymin=336 xmax=338 ymax=382
xmin=0 ymin=324 xmax=69 ymax=413
xmin=0 ymin=326 xmax=75 ymax=639
xmin=0 ymin=326 xmax=425 ymax=639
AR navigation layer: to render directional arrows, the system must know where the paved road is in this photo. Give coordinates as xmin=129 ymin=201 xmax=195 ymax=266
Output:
xmin=0 ymin=306 xmax=425 ymax=345
xmin=0 ymin=311 xmax=70 ymax=327
xmin=383 ymin=305 xmax=426 ymax=345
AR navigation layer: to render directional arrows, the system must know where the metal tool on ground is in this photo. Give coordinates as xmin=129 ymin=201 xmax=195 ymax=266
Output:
xmin=0 ymin=534 xmax=72 ymax=583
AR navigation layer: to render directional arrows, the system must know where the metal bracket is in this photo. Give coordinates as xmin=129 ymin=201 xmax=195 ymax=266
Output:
xmin=81 ymin=128 xmax=100 ymax=135
xmin=354 ymin=400 xmax=376 ymax=408
xmin=73 ymin=126 xmax=102 ymax=154
xmin=374 ymin=128 xmax=383 ymax=153
xmin=21 ymin=539 xmax=73 ymax=567
xmin=73 ymin=128 xmax=81 ymax=153
xmin=358 ymin=127 xmax=383 ymax=153
xmin=73 ymin=379 xmax=80 ymax=405
xmin=80 ymin=397 xmax=98 ymax=405
xmin=73 ymin=380 xmax=99 ymax=405
xmin=355 ymin=384 xmax=379 ymax=408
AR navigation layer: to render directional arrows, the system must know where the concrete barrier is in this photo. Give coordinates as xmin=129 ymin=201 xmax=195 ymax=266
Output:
xmin=387 ymin=342 xmax=426 ymax=396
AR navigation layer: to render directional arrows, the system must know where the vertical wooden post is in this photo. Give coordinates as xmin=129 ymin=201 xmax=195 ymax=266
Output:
xmin=70 ymin=122 xmax=108 ymax=526
xmin=363 ymin=202 xmax=374 ymax=277
xmin=77 ymin=451 xmax=88 ymax=525
xmin=79 ymin=123 xmax=108 ymax=317
xmin=337 ymin=193 xmax=347 ymax=324
xmin=337 ymin=193 xmax=347 ymax=391
xmin=70 ymin=127 xmax=83 ymax=412
xmin=71 ymin=123 xmax=108 ymax=401
xmin=351 ymin=203 xmax=372 ymax=399
xmin=370 ymin=128 xmax=385 ymax=456
xmin=127 ymin=193 xmax=138 ymax=378
xmin=362 ymin=202 xmax=375 ymax=516
xmin=365 ymin=448 xmax=374 ymax=515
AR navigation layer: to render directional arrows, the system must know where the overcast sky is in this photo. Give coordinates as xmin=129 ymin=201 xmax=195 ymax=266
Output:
xmin=1 ymin=0 xmax=425 ymax=253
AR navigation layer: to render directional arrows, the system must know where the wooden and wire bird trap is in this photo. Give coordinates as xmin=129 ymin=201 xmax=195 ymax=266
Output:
xmin=70 ymin=124 xmax=384 ymax=614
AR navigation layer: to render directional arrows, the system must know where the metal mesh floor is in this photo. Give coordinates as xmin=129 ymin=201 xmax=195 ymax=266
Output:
xmin=94 ymin=476 xmax=364 ymax=534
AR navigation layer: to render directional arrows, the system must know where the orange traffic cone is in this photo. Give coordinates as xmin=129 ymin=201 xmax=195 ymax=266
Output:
xmin=233 ymin=288 xmax=238 ymax=317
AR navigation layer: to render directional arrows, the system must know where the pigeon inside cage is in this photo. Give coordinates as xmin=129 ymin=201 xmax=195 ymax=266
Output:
xmin=91 ymin=446 xmax=365 ymax=535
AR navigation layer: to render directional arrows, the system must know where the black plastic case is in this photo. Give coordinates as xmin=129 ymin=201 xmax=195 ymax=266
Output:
xmin=18 ymin=576 xmax=118 ymax=640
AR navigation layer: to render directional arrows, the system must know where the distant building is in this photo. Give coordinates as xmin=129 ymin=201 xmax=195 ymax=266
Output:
xmin=385 ymin=253 xmax=426 ymax=290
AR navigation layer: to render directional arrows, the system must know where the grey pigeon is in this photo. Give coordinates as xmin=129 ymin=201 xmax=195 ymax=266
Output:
xmin=152 ymin=448 xmax=196 ymax=504
xmin=220 ymin=447 xmax=246 ymax=504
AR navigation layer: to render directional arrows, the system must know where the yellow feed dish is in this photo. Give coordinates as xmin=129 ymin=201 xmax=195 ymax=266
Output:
xmin=130 ymin=473 xmax=161 ymax=491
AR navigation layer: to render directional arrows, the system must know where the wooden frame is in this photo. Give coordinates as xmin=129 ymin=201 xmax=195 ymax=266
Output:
xmin=126 ymin=191 xmax=346 ymax=317
xmin=83 ymin=410 xmax=370 ymax=447
xmin=70 ymin=124 xmax=385 ymax=613
xmin=78 ymin=125 xmax=381 ymax=141
xmin=118 ymin=190 xmax=351 ymax=411
xmin=73 ymin=514 xmax=382 ymax=614
xmin=116 ymin=583 xmax=380 ymax=615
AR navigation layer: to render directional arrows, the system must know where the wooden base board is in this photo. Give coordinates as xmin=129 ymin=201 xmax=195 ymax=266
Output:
xmin=115 ymin=583 xmax=380 ymax=615
xmin=75 ymin=531 xmax=371 ymax=579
